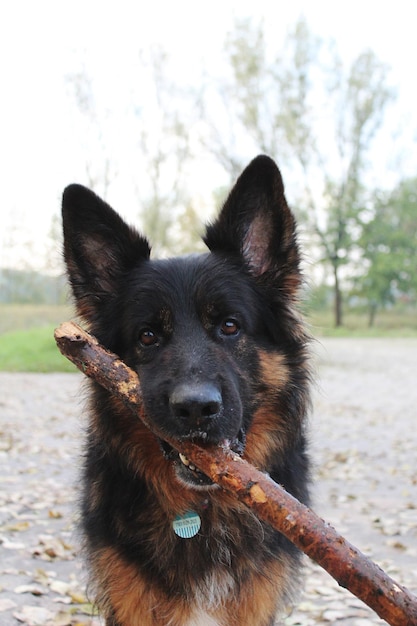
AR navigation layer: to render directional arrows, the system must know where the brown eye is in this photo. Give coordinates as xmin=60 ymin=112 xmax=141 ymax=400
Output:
xmin=139 ymin=329 xmax=159 ymax=347
xmin=220 ymin=318 xmax=240 ymax=336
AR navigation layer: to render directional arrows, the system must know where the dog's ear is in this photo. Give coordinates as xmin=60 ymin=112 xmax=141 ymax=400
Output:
xmin=62 ymin=184 xmax=150 ymax=320
xmin=204 ymin=155 xmax=301 ymax=296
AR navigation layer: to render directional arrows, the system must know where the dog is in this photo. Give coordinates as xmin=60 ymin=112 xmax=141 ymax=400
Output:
xmin=62 ymin=155 xmax=310 ymax=626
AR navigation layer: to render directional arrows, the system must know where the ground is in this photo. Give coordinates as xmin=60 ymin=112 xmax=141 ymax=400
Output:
xmin=0 ymin=338 xmax=416 ymax=625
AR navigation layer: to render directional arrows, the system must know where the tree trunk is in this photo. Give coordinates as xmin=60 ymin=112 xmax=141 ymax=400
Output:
xmin=368 ymin=301 xmax=377 ymax=328
xmin=333 ymin=261 xmax=343 ymax=327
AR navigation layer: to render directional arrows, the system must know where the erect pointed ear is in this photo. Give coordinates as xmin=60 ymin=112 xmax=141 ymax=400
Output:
xmin=204 ymin=155 xmax=301 ymax=296
xmin=62 ymin=184 xmax=150 ymax=320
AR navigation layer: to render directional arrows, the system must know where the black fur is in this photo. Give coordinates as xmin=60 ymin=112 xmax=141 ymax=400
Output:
xmin=62 ymin=155 xmax=310 ymax=625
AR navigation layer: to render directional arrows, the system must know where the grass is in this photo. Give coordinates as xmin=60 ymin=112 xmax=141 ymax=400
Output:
xmin=0 ymin=304 xmax=74 ymax=334
xmin=0 ymin=303 xmax=416 ymax=372
xmin=0 ymin=325 xmax=77 ymax=372
xmin=308 ymin=309 xmax=417 ymax=338
xmin=0 ymin=304 xmax=77 ymax=373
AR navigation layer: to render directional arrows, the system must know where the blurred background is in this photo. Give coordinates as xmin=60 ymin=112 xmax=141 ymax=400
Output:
xmin=1 ymin=0 xmax=416 ymax=372
xmin=1 ymin=5 xmax=416 ymax=624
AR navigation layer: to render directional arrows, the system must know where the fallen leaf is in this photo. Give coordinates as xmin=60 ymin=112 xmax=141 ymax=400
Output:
xmin=69 ymin=590 xmax=88 ymax=604
xmin=14 ymin=585 xmax=45 ymax=596
xmin=13 ymin=605 xmax=54 ymax=625
xmin=49 ymin=580 xmax=71 ymax=595
xmin=0 ymin=598 xmax=17 ymax=612
xmin=1 ymin=539 xmax=25 ymax=550
xmin=1 ymin=521 xmax=30 ymax=532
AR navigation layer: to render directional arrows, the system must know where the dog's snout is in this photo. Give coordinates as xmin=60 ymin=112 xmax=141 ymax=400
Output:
xmin=170 ymin=383 xmax=222 ymax=424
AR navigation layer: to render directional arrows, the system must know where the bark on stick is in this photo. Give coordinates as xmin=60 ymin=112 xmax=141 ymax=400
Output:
xmin=54 ymin=321 xmax=417 ymax=626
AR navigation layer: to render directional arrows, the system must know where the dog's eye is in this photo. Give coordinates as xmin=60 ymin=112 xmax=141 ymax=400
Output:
xmin=139 ymin=329 xmax=159 ymax=347
xmin=220 ymin=318 xmax=240 ymax=336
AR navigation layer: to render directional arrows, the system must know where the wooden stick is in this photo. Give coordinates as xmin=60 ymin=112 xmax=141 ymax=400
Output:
xmin=55 ymin=321 xmax=417 ymax=626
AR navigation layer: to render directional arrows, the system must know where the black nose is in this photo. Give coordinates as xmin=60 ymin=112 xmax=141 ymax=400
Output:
xmin=170 ymin=383 xmax=222 ymax=425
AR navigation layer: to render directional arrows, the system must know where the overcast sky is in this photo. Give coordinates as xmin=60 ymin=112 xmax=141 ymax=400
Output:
xmin=1 ymin=0 xmax=416 ymax=269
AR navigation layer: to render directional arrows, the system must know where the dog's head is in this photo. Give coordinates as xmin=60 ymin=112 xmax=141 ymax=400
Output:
xmin=62 ymin=156 xmax=307 ymax=490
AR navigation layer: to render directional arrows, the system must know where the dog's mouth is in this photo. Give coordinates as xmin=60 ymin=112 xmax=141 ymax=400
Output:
xmin=161 ymin=429 xmax=246 ymax=489
xmin=176 ymin=448 xmax=215 ymax=487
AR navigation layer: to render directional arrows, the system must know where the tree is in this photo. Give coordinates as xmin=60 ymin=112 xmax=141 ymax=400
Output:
xmin=134 ymin=47 xmax=203 ymax=256
xmin=357 ymin=178 xmax=417 ymax=326
xmin=66 ymin=68 xmax=117 ymax=199
xmin=67 ymin=50 xmax=204 ymax=257
xmin=203 ymin=18 xmax=394 ymax=326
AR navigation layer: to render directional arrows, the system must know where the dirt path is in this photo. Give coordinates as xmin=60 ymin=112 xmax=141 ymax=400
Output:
xmin=0 ymin=339 xmax=416 ymax=625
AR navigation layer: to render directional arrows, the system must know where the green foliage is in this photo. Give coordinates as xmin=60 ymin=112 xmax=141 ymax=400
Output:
xmin=213 ymin=18 xmax=395 ymax=327
xmin=356 ymin=177 xmax=417 ymax=324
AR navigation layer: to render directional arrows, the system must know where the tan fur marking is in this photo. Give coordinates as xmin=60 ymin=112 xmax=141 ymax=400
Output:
xmin=258 ymin=349 xmax=289 ymax=390
xmin=244 ymin=349 xmax=290 ymax=469
xmin=93 ymin=547 xmax=292 ymax=625
xmin=245 ymin=406 xmax=285 ymax=469
xmin=95 ymin=547 xmax=194 ymax=625
xmin=215 ymin=557 xmax=294 ymax=626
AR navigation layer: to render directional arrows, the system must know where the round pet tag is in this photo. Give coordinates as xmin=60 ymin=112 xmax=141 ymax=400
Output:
xmin=172 ymin=511 xmax=201 ymax=539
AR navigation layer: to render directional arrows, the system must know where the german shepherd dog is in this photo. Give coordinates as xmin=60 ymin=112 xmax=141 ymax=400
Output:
xmin=62 ymin=155 xmax=310 ymax=626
